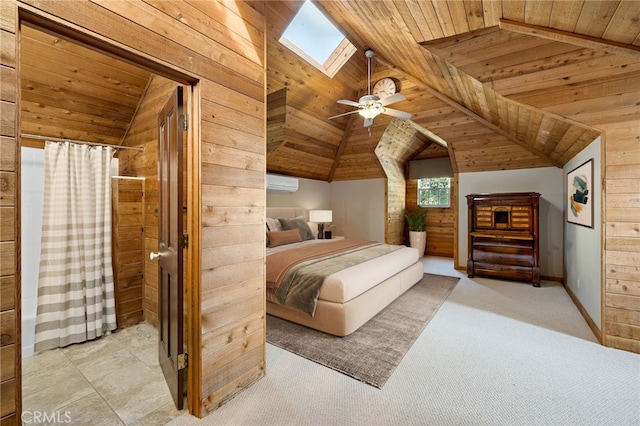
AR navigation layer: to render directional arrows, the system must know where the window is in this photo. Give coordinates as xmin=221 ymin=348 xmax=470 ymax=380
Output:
xmin=418 ymin=177 xmax=451 ymax=208
xmin=279 ymin=0 xmax=356 ymax=78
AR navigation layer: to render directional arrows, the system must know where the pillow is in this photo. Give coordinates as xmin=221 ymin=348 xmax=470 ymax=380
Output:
xmin=266 ymin=224 xmax=270 ymax=247
xmin=279 ymin=216 xmax=315 ymax=241
xmin=266 ymin=217 xmax=282 ymax=232
xmin=267 ymin=229 xmax=302 ymax=247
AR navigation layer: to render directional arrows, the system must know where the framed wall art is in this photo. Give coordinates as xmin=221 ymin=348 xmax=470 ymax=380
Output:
xmin=566 ymin=159 xmax=594 ymax=228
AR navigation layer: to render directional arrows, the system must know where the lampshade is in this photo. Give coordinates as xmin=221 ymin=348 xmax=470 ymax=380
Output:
xmin=309 ymin=210 xmax=332 ymax=223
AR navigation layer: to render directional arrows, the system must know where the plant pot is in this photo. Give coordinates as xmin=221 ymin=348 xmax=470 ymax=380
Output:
xmin=409 ymin=231 xmax=426 ymax=257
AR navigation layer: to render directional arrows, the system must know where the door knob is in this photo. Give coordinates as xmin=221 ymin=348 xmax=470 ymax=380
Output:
xmin=150 ymin=252 xmax=162 ymax=260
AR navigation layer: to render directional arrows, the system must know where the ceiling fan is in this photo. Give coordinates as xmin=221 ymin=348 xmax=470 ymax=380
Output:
xmin=329 ymin=49 xmax=411 ymax=127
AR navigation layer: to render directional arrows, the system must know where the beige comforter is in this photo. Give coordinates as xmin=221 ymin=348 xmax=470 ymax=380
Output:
xmin=266 ymin=240 xmax=403 ymax=316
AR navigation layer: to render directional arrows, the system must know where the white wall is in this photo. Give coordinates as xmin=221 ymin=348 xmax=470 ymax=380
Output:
xmin=21 ymin=148 xmax=45 ymax=358
xmin=267 ymin=176 xmax=386 ymax=242
xmin=564 ymin=137 xmax=601 ymax=329
xmin=266 ymin=175 xmax=329 ymax=210
xmin=329 ymin=178 xmax=386 ymax=242
xmin=458 ymin=167 xmax=565 ymax=279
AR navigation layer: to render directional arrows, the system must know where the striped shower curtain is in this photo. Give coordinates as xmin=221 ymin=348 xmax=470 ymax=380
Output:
xmin=34 ymin=141 xmax=117 ymax=352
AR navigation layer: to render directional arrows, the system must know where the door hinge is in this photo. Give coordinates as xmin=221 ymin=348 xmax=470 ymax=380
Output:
xmin=180 ymin=114 xmax=188 ymax=131
xmin=178 ymin=353 xmax=188 ymax=370
xmin=181 ymin=234 xmax=189 ymax=249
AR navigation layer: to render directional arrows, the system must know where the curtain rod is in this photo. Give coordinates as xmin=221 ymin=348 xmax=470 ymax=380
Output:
xmin=20 ymin=133 xmax=144 ymax=152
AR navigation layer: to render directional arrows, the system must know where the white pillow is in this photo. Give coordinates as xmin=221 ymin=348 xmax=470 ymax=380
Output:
xmin=266 ymin=217 xmax=282 ymax=232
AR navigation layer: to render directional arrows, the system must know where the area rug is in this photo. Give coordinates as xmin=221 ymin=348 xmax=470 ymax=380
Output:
xmin=266 ymin=273 xmax=459 ymax=388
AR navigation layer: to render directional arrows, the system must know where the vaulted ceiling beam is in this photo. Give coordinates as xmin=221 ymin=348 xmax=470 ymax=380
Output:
xmin=499 ymin=19 xmax=640 ymax=59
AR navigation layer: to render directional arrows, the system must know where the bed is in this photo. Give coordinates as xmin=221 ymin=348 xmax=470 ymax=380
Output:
xmin=266 ymin=207 xmax=424 ymax=336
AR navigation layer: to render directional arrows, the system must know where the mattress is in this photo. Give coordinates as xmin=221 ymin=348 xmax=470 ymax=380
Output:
xmin=266 ymin=239 xmax=419 ymax=304
xmin=267 ymin=260 xmax=424 ymax=336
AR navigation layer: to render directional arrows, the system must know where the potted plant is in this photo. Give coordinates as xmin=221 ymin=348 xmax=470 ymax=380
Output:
xmin=404 ymin=206 xmax=427 ymax=256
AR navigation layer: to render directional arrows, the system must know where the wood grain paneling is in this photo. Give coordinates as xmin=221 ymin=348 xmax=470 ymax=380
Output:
xmin=111 ymin=178 xmax=144 ymax=328
xmin=4 ymin=2 xmax=639 ymax=423
xmin=0 ymin=345 xmax=15 ymax=383
xmin=374 ymin=119 xmax=433 ymax=244
xmin=20 ymin=24 xmax=152 ymax=147
xmin=0 ymin=137 xmax=15 ymax=173
xmin=265 ymin=1 xmax=640 ymax=181
xmin=0 ymin=311 xmax=15 ymax=347
xmin=0 ymin=1 xmax=17 ymax=421
xmin=11 ymin=0 xmax=267 ymax=418
xmin=0 ymin=277 xmax=14 ymax=312
xmin=406 ymin=178 xmax=456 ymax=258
xmin=0 ymin=379 xmax=15 ymax=419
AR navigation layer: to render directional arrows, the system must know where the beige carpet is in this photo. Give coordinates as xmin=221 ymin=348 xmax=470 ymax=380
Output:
xmin=266 ymin=273 xmax=459 ymax=388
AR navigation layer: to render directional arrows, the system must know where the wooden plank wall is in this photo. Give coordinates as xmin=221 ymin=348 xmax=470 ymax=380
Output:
xmin=375 ymin=119 xmax=434 ymax=244
xmin=603 ymin=128 xmax=640 ymax=353
xmin=7 ymin=0 xmax=266 ymax=418
xmin=406 ymin=178 xmax=456 ymax=257
xmin=111 ymin=177 xmax=144 ymax=328
xmin=121 ymin=74 xmax=176 ymax=327
xmin=375 ymin=143 xmax=406 ymax=245
xmin=0 ymin=0 xmax=19 ymax=423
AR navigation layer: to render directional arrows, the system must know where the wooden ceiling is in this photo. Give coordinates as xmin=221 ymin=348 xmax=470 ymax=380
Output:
xmin=267 ymin=0 xmax=640 ymax=180
xmin=18 ymin=1 xmax=640 ymax=181
xmin=20 ymin=24 xmax=152 ymax=148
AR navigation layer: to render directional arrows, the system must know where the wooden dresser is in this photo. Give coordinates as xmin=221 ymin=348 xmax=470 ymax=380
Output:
xmin=466 ymin=192 xmax=540 ymax=286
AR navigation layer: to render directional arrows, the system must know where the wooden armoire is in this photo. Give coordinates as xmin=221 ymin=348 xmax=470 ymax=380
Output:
xmin=466 ymin=192 xmax=540 ymax=286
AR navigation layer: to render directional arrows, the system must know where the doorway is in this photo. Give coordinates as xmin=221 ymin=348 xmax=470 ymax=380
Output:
xmin=18 ymin=18 xmax=197 ymax=421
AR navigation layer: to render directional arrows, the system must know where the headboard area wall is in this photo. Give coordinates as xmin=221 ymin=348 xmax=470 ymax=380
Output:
xmin=266 ymin=207 xmax=308 ymax=221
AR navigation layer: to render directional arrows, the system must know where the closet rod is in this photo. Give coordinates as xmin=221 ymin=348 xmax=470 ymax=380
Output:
xmin=20 ymin=133 xmax=144 ymax=152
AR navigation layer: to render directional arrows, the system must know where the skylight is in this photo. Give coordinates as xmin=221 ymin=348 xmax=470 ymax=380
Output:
xmin=279 ymin=0 xmax=356 ymax=78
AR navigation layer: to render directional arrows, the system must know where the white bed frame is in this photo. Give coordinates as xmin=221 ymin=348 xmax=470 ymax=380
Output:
xmin=266 ymin=207 xmax=424 ymax=336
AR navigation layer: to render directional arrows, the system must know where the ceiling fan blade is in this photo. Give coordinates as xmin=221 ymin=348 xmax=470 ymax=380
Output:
xmin=382 ymin=107 xmax=412 ymax=119
xmin=380 ymin=93 xmax=406 ymax=106
xmin=328 ymin=110 xmax=361 ymax=120
xmin=337 ymin=99 xmax=361 ymax=107
xmin=363 ymin=117 xmax=374 ymax=127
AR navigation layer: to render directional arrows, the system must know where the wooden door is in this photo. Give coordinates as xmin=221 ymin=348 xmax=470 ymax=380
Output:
xmin=157 ymin=86 xmax=185 ymax=410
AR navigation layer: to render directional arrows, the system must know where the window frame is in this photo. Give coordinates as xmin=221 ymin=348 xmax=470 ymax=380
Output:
xmin=417 ymin=177 xmax=451 ymax=208
xmin=279 ymin=0 xmax=356 ymax=78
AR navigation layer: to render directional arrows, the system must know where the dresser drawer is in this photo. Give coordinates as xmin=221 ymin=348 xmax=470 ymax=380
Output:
xmin=472 ymin=248 xmax=534 ymax=266
xmin=472 ymin=236 xmax=533 ymax=249
xmin=472 ymin=237 xmax=534 ymax=267
xmin=511 ymin=210 xmax=531 ymax=229
xmin=473 ymin=263 xmax=534 ymax=281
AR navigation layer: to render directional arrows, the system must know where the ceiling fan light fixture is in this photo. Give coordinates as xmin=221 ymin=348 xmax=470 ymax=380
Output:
xmin=358 ymin=106 xmax=382 ymax=119
xmin=329 ymin=49 xmax=410 ymax=126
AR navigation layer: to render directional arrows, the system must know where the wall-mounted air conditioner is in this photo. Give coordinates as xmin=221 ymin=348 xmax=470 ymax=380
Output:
xmin=266 ymin=174 xmax=299 ymax=192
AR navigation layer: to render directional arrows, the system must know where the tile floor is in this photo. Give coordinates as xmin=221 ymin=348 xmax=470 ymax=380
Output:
xmin=22 ymin=322 xmax=186 ymax=425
